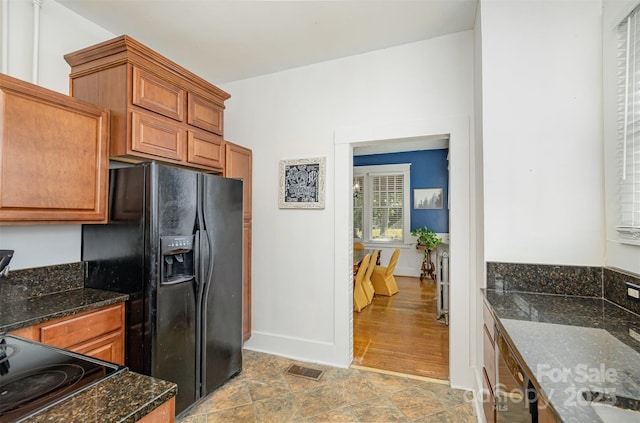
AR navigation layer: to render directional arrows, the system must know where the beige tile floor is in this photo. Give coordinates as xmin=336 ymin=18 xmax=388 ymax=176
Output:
xmin=177 ymin=350 xmax=477 ymax=423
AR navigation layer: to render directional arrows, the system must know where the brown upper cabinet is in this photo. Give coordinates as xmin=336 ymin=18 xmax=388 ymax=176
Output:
xmin=64 ymin=35 xmax=230 ymax=173
xmin=0 ymin=73 xmax=109 ymax=224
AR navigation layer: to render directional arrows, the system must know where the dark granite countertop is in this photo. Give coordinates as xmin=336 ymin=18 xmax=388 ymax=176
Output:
xmin=0 ymin=287 xmax=129 ymax=333
xmin=484 ymin=289 xmax=640 ymax=422
xmin=0 ymin=263 xmax=175 ymax=421
xmin=22 ymin=370 xmax=177 ymax=422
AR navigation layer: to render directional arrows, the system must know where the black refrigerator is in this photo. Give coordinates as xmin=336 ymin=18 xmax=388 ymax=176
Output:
xmin=82 ymin=162 xmax=243 ymax=414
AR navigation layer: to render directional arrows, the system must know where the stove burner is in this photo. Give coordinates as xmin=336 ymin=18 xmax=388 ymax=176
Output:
xmin=0 ymin=364 xmax=85 ymax=415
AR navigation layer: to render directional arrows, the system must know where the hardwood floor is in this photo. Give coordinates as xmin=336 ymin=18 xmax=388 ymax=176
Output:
xmin=352 ymin=275 xmax=449 ymax=380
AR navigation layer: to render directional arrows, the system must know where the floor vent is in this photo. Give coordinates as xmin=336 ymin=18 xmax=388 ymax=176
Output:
xmin=284 ymin=364 xmax=324 ymax=381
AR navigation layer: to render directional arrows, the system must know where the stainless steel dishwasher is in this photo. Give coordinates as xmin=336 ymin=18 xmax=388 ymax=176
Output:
xmin=495 ymin=329 xmax=538 ymax=423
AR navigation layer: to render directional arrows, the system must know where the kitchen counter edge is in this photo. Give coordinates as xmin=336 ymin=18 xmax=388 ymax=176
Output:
xmin=0 ymin=287 xmax=129 ymax=333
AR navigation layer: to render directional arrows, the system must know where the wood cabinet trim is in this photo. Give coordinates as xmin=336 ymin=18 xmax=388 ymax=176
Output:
xmin=65 ymin=35 xmax=230 ymax=105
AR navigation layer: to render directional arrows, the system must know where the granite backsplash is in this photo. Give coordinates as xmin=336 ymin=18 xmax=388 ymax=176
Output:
xmin=0 ymin=262 xmax=83 ymax=300
xmin=486 ymin=261 xmax=603 ymax=296
xmin=487 ymin=261 xmax=640 ymax=315
xmin=604 ymin=267 xmax=640 ymax=315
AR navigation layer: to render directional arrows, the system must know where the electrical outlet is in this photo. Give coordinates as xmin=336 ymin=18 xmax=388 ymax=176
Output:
xmin=627 ymin=282 xmax=640 ymax=301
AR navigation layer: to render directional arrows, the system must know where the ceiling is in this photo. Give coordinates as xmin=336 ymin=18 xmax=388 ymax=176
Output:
xmin=57 ymin=0 xmax=478 ymax=85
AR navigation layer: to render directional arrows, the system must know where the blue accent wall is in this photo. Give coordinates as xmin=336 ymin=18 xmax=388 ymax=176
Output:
xmin=354 ymin=149 xmax=449 ymax=233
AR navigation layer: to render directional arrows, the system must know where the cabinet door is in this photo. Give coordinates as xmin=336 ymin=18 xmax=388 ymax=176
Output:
xmin=133 ymin=67 xmax=184 ymax=121
xmin=0 ymin=73 xmax=109 ymax=224
xmin=71 ymin=330 xmax=124 ymax=365
xmin=138 ymin=398 xmax=175 ymax=423
xmin=131 ymin=111 xmax=185 ymax=161
xmin=538 ymin=396 xmax=559 ymax=423
xmin=482 ymin=368 xmax=496 ymax=423
xmin=483 ymin=324 xmax=496 ymax=389
xmin=224 ymin=142 xmax=252 ymax=220
xmin=8 ymin=303 xmax=125 ymax=365
xmin=187 ymin=92 xmax=223 ymax=135
xmin=40 ymin=303 xmax=124 ymax=349
xmin=187 ymin=130 xmax=224 ymax=170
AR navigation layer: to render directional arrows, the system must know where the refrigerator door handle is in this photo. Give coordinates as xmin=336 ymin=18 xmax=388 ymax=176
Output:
xmin=160 ymin=276 xmax=195 ymax=285
xmin=194 ymin=230 xmax=201 ymax=286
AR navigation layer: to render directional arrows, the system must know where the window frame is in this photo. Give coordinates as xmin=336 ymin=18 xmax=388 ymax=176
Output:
xmin=616 ymin=5 xmax=640 ymax=245
xmin=353 ymin=163 xmax=411 ymax=245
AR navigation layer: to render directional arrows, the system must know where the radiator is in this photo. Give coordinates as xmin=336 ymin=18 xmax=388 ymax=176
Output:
xmin=436 ymin=251 xmax=449 ymax=325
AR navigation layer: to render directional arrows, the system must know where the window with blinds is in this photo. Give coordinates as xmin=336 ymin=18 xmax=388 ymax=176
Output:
xmin=371 ymin=174 xmax=404 ymax=241
xmin=617 ymin=9 xmax=640 ymax=241
xmin=353 ymin=164 xmax=410 ymax=243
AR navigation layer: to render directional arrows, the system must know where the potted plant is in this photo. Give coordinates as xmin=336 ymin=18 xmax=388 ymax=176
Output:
xmin=411 ymin=226 xmax=442 ymax=250
xmin=411 ymin=226 xmax=442 ymax=281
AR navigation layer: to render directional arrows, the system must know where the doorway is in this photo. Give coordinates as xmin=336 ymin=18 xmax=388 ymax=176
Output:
xmin=350 ymin=141 xmax=450 ymax=380
xmin=333 ymin=116 xmax=475 ymax=389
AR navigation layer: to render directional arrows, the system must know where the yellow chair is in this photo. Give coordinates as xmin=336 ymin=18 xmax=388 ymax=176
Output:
xmin=362 ymin=250 xmax=378 ymax=303
xmin=371 ymin=248 xmax=400 ymax=296
xmin=353 ymin=254 xmax=371 ymax=312
xmin=353 ymin=242 xmax=365 ymax=250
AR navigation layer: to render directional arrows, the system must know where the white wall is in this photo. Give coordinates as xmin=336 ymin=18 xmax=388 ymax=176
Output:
xmin=222 ymin=31 xmax=476 ymax=388
xmin=0 ymin=0 xmax=113 ymax=270
xmin=603 ymin=0 xmax=640 ymax=275
xmin=481 ymin=0 xmax=604 ymax=266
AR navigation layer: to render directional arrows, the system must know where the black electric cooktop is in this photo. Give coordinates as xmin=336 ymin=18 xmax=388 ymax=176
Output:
xmin=0 ymin=334 xmax=126 ymax=422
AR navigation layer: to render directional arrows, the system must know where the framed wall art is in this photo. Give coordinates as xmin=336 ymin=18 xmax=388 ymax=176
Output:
xmin=279 ymin=157 xmax=326 ymax=209
xmin=413 ymin=188 xmax=443 ymax=209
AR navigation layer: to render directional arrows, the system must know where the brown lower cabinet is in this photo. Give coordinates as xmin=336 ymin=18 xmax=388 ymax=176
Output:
xmin=9 ymin=302 xmax=125 ymax=365
xmin=538 ymin=395 xmax=560 ymax=423
xmin=138 ymin=398 xmax=175 ymax=423
xmin=10 ymin=302 xmax=177 ymax=422
xmin=483 ymin=302 xmax=559 ymax=423
xmin=482 ymin=368 xmax=496 ymax=423
xmin=482 ymin=301 xmax=496 ymax=423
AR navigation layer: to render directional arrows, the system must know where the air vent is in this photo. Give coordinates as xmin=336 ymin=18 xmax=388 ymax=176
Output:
xmin=284 ymin=364 xmax=324 ymax=381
